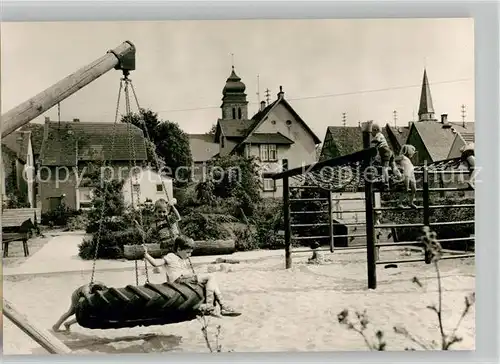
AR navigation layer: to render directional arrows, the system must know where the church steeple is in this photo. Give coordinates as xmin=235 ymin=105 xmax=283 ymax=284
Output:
xmin=418 ymin=69 xmax=436 ymax=121
xmin=221 ymin=66 xmax=248 ymax=120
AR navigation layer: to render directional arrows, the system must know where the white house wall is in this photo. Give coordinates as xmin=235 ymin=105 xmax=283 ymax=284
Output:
xmin=122 ymin=168 xmax=174 ymax=207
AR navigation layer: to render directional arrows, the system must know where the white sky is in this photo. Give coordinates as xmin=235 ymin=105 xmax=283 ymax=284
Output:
xmin=1 ymin=18 xmax=474 ymax=140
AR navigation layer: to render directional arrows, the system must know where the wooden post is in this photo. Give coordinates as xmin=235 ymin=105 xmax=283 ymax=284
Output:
xmin=3 ymin=298 xmax=72 ymax=354
xmin=361 ymin=121 xmax=377 ymax=289
xmin=422 ymin=164 xmax=432 ymax=264
xmin=328 ymin=189 xmax=334 ymax=252
xmin=282 ymin=159 xmax=292 ymax=269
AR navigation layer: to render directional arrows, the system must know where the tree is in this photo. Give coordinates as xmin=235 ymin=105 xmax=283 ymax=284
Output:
xmin=122 ymin=108 xmax=193 ymax=185
xmin=205 ymin=123 xmax=217 ymax=135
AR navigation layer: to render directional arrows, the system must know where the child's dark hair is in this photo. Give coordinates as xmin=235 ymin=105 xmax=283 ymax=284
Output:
xmin=174 ymin=235 xmax=195 ymax=251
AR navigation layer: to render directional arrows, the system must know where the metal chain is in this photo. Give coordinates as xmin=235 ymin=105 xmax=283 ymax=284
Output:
xmin=90 ymin=78 xmax=123 ymax=285
xmin=124 ymin=77 xmax=149 ymax=284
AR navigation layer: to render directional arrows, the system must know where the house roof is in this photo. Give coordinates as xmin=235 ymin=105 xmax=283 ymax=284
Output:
xmin=188 ymin=134 xmax=220 ymax=162
xmin=385 ymin=124 xmax=410 ymax=148
xmin=20 ymin=123 xmax=45 ymax=156
xmin=1 ymin=131 xmax=31 ymax=163
xmin=39 ymin=121 xmax=147 ymax=166
xmin=216 ymin=119 xmax=255 ymax=138
xmin=323 ymin=126 xmax=393 ymax=157
xmin=411 ymin=121 xmax=475 ymax=161
xmin=230 ymin=96 xmax=321 ymax=155
xmin=245 ymin=132 xmax=294 ymax=145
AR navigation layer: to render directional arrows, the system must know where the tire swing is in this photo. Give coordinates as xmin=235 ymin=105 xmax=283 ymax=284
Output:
xmin=74 ymin=71 xmax=206 ymax=330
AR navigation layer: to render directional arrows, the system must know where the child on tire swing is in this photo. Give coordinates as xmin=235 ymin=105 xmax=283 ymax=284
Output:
xmin=142 ymin=235 xmax=241 ymax=318
xmin=52 ymin=281 xmax=107 ymax=332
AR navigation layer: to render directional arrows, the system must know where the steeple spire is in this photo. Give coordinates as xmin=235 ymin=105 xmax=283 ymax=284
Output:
xmin=418 ymin=68 xmax=436 ymax=121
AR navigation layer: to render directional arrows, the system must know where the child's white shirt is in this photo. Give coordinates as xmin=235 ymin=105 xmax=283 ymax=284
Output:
xmin=373 ymin=132 xmax=389 ymax=149
xmin=163 ymin=253 xmax=192 ymax=282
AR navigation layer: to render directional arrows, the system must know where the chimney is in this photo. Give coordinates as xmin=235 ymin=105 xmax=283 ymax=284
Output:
xmin=277 ymin=85 xmax=284 ymax=99
xmin=73 ymin=118 xmax=80 ymax=122
xmin=260 ymin=101 xmax=266 ymax=111
xmin=441 ymin=114 xmax=451 ymax=128
xmin=45 ymin=116 xmax=50 ymax=123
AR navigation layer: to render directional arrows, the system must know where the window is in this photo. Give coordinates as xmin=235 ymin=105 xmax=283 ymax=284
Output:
xmin=232 ymin=108 xmax=236 ymax=119
xmin=259 ymin=144 xmax=278 ymax=161
xmin=238 ymin=107 xmax=242 ymax=119
xmin=221 ymin=136 xmax=225 ymax=148
xmin=262 ymin=178 xmax=276 ymax=192
xmin=78 ymin=187 xmax=94 ymax=210
xmin=156 ymin=184 xmax=163 ymax=193
xmin=244 ymin=144 xmax=251 ymax=158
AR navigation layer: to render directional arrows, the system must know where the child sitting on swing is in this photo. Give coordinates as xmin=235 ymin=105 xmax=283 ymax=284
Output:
xmin=52 ymin=281 xmax=107 ymax=332
xmin=142 ymin=235 xmax=241 ymax=317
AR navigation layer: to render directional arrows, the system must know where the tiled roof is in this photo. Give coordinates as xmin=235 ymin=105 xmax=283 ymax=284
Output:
xmin=245 ymin=132 xmax=294 ymax=145
xmin=188 ymin=134 xmax=220 ymax=162
xmin=1 ymin=131 xmax=31 ymax=163
xmin=385 ymin=125 xmax=410 ymax=148
xmin=411 ymin=121 xmax=475 ymax=162
xmin=39 ymin=121 xmax=147 ymax=166
xmin=323 ymin=126 xmax=393 ymax=158
xmin=20 ymin=123 xmax=44 ymax=156
xmin=218 ymin=119 xmax=255 ymax=137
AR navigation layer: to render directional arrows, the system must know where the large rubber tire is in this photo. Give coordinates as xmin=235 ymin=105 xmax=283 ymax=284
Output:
xmin=75 ymin=281 xmax=205 ymax=329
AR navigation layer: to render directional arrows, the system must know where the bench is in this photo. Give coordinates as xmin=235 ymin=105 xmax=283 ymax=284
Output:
xmin=2 ymin=208 xmax=41 ymax=258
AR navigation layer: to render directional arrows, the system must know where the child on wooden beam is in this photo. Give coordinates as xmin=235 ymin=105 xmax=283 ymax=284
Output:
xmin=370 ymin=122 xmax=401 ymax=190
xmin=396 ymin=144 xmax=417 ymax=209
xmin=460 ymin=142 xmax=476 ymax=189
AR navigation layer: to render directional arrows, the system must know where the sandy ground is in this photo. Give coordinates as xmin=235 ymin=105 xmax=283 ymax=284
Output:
xmin=3 ymin=247 xmax=475 ymax=355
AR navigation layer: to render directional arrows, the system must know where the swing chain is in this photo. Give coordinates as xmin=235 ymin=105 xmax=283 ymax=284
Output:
xmin=90 ymin=76 xmax=123 ymax=285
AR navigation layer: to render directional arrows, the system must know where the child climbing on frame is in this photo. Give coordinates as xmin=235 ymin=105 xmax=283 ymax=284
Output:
xmin=52 ymin=281 xmax=107 ymax=332
xmin=460 ymin=142 xmax=476 ymax=189
xmin=370 ymin=122 xmax=401 ymax=190
xmin=396 ymin=144 xmax=418 ymax=209
xmin=142 ymin=235 xmax=241 ymax=317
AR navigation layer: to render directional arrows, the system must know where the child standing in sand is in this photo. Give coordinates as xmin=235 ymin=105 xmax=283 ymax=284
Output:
xmin=370 ymin=122 xmax=401 ymax=190
xmin=142 ymin=235 xmax=241 ymax=317
xmin=52 ymin=282 xmax=107 ymax=332
xmin=396 ymin=144 xmax=418 ymax=209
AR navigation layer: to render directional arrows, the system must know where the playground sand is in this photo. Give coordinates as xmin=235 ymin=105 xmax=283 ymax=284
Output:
xmin=3 ymin=249 xmax=475 ymax=354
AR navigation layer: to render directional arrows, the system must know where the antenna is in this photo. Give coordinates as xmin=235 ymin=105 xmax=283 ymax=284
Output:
xmin=393 ymin=110 xmax=398 ymax=127
xmin=265 ymin=88 xmax=271 ymax=105
xmin=342 ymin=112 xmax=347 ymax=127
xmin=461 ymin=104 xmax=467 ymax=128
xmin=256 ymin=75 xmax=261 ymax=104
xmin=230 ymin=53 xmax=234 ymax=68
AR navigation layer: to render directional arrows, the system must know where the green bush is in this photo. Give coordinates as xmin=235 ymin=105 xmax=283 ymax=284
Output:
xmin=79 ymin=227 xmax=142 ymax=260
xmin=67 ymin=213 xmax=90 ymax=231
xmin=382 ymin=196 xmax=474 ymax=250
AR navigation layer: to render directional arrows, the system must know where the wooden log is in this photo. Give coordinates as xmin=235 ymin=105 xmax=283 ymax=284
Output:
xmin=123 ymin=239 xmax=236 ymax=260
xmin=3 ymin=298 xmax=72 ymax=354
xmin=1 ymin=41 xmax=135 ymax=138
xmin=192 ymin=239 xmax=236 ymax=256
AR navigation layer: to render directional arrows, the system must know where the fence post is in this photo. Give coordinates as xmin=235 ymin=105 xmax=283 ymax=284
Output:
xmin=282 ymin=159 xmax=292 ymax=269
xmin=361 ymin=121 xmax=377 ymax=289
xmin=422 ymin=164 xmax=432 ymax=264
xmin=328 ymin=189 xmax=334 ymax=252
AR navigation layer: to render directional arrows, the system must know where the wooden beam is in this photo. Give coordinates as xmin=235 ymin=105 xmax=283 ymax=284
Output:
xmin=271 ymin=147 xmax=377 ymax=180
xmin=3 ymin=298 xmax=72 ymax=354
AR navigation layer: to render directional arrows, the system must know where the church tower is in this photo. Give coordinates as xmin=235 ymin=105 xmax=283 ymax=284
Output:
xmin=221 ymin=66 xmax=248 ymax=120
xmin=418 ymin=69 xmax=436 ymax=121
